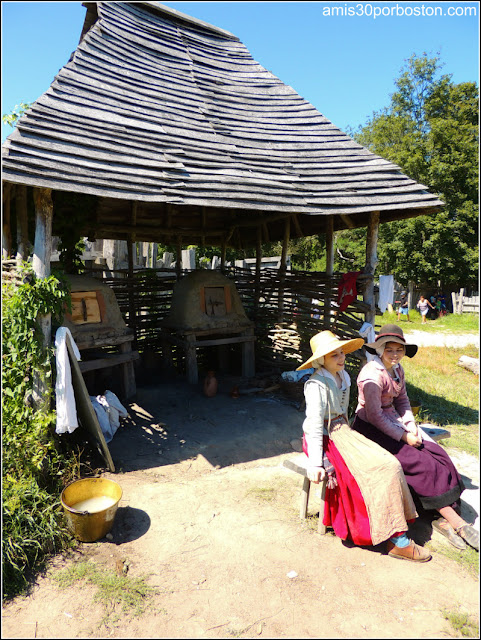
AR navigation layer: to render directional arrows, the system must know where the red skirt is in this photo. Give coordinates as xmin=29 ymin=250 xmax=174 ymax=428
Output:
xmin=303 ymin=434 xmax=372 ymax=545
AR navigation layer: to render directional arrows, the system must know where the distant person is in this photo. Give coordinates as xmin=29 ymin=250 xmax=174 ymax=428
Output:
xmin=438 ymin=293 xmax=448 ymax=316
xmin=428 ymin=295 xmax=439 ymax=319
xmin=396 ymin=291 xmax=411 ymax=322
xmin=416 ymin=295 xmax=434 ymax=324
xmin=311 ymin=298 xmax=320 ymax=319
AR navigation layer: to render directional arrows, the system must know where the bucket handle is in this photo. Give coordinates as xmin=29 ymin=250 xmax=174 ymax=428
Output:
xmin=65 ymin=506 xmax=90 ymax=515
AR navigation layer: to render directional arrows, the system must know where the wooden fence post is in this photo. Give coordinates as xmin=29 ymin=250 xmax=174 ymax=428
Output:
xmin=255 ymin=226 xmax=262 ymax=319
xmin=458 ymin=288 xmax=465 ymax=314
xmin=451 ymin=291 xmax=457 ymax=314
xmin=278 ymin=217 xmax=290 ymax=321
xmin=2 ymin=182 xmax=12 ymax=259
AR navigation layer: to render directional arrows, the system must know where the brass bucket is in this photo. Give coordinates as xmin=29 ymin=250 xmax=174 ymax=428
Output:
xmin=61 ymin=478 xmax=122 ymax=542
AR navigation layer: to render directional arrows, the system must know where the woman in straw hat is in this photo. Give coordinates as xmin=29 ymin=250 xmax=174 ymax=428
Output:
xmin=298 ymin=330 xmax=430 ymax=562
xmin=352 ymin=324 xmax=478 ymax=551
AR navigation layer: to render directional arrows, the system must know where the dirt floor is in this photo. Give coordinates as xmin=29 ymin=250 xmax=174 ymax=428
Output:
xmin=2 ymin=372 xmax=479 ymax=639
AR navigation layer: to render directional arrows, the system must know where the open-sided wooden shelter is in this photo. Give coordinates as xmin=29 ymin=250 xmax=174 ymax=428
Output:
xmin=2 ymin=1 xmax=444 ymax=382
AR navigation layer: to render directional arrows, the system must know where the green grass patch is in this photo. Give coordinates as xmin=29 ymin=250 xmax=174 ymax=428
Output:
xmin=51 ymin=560 xmax=158 ymax=621
xmin=403 ymin=347 xmax=479 ymax=457
xmin=427 ymin=538 xmax=479 ymax=580
xmin=441 ymin=606 xmax=479 ymax=637
xmin=376 ymin=310 xmax=479 ymax=334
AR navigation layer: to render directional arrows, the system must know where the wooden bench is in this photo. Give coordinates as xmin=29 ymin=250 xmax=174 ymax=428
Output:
xmin=283 ymin=425 xmax=451 ymax=535
xmin=76 ymin=333 xmax=139 ymax=400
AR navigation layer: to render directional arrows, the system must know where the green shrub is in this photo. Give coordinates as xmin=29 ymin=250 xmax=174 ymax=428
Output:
xmin=2 ymin=265 xmax=79 ymax=600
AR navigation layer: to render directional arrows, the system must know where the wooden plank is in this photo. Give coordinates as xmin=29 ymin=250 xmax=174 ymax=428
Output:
xmin=65 ymin=333 xmax=115 ymax=472
xmin=192 ymin=335 xmax=255 ymax=347
xmin=78 ymin=350 xmax=139 ymax=372
xmin=75 ymin=333 xmax=134 ymax=350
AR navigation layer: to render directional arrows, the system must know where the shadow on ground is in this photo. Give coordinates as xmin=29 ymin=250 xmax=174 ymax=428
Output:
xmin=405 ymin=382 xmax=478 ymax=426
xmin=106 ymin=373 xmax=303 ymax=473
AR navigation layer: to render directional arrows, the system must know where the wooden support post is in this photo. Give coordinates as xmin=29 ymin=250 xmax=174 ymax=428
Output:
xmin=2 ymin=182 xmax=12 ymax=258
xmin=325 ymin=215 xmax=335 ymax=276
xmin=363 ymin=211 xmax=380 ymax=327
xmin=176 ymin=237 xmax=182 ymax=280
xmin=127 ymin=233 xmax=136 ymax=345
xmin=221 ymin=238 xmax=227 ymax=271
xmin=119 ymin=341 xmax=137 ymax=399
xmin=324 ymin=215 xmax=335 ymax=327
xmin=32 ymin=187 xmax=53 ymax=410
xmin=241 ymin=327 xmax=256 ymax=377
xmin=278 ymin=217 xmax=290 ymax=321
xmin=255 ymin=226 xmax=262 ymax=318
xmin=185 ymin=335 xmax=198 ymax=384
xmin=16 ymin=185 xmax=29 ymax=261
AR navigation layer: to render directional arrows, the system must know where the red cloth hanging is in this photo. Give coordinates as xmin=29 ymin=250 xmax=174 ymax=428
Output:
xmin=337 ymin=271 xmax=362 ymax=312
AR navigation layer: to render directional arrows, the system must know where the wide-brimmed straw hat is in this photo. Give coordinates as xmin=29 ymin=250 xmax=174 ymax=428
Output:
xmin=365 ymin=324 xmax=418 ymax=358
xmin=296 ymin=330 xmax=365 ymax=371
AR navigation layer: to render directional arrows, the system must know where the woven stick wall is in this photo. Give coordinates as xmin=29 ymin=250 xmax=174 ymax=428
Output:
xmin=85 ymin=266 xmax=369 ymax=373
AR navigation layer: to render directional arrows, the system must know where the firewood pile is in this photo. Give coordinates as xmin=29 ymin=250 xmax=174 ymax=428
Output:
xmin=268 ymin=323 xmax=302 ymax=361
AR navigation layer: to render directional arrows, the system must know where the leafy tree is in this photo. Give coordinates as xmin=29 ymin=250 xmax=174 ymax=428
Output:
xmin=2 ymin=102 xmax=32 ymax=128
xmin=343 ymin=53 xmax=478 ymax=290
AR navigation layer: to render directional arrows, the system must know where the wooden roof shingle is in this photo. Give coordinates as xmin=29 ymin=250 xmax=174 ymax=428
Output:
xmin=2 ymin=1 xmax=444 ymax=247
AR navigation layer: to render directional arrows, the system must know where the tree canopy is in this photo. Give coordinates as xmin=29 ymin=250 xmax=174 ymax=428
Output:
xmin=337 ymin=53 xmax=478 ymax=290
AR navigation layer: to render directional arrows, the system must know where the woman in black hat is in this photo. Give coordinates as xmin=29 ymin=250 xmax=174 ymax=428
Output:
xmin=352 ymin=324 xmax=478 ymax=551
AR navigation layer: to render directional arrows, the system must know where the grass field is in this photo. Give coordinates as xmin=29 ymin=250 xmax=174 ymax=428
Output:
xmin=375 ymin=309 xmax=479 ymax=334
xmin=402 ymin=345 xmax=479 ymax=457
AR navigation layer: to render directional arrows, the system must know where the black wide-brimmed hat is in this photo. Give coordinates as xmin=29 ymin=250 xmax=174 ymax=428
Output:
xmin=365 ymin=324 xmax=418 ymax=358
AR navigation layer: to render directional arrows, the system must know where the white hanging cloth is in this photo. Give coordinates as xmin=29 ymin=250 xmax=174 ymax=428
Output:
xmin=55 ymin=327 xmax=81 ymax=434
xmin=378 ymin=275 xmax=394 ymax=314
xmin=359 ymin=322 xmax=376 ymax=362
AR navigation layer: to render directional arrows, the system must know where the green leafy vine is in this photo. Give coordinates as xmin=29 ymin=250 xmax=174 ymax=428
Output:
xmin=2 ymin=264 xmax=77 ymax=599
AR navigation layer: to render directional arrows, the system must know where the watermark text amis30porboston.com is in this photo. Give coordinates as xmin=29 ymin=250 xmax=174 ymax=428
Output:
xmin=322 ymin=4 xmax=477 ymax=19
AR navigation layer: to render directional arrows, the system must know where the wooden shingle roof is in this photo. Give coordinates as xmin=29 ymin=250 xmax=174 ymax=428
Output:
xmin=2 ymin=1 xmax=443 ymax=247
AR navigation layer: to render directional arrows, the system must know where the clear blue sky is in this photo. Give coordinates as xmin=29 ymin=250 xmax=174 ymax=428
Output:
xmin=2 ymin=1 xmax=479 ymax=144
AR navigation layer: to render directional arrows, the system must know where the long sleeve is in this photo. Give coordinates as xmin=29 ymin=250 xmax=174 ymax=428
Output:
xmin=356 ymin=360 xmax=407 ymax=441
xmin=302 ymin=380 xmax=328 ymax=466
xmin=361 ymin=380 xmax=405 ymax=441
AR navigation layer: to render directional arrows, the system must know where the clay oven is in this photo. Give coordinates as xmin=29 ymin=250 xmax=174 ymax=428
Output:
xmin=62 ymin=275 xmax=139 ymax=399
xmin=162 ymin=271 xmax=252 ymax=332
xmin=161 ymin=271 xmax=255 ymax=383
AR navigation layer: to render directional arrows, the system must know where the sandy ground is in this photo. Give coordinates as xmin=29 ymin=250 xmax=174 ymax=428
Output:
xmin=2 ymin=367 xmax=479 ymax=639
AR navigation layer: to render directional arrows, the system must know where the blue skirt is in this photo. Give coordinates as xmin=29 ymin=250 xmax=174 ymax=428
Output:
xmin=352 ymin=416 xmax=465 ymax=511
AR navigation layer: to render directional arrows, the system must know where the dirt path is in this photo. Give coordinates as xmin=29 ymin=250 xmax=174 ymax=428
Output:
xmin=2 ymin=375 xmax=479 ymax=639
xmin=404 ymin=331 xmax=479 ymax=348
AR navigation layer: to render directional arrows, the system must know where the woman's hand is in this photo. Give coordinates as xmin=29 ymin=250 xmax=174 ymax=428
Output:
xmin=307 ymin=466 xmax=326 ymax=484
xmin=407 ymin=423 xmax=419 ymax=436
xmin=402 ymin=431 xmax=422 ymax=447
